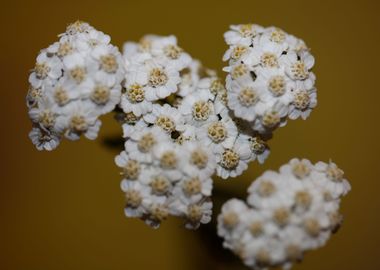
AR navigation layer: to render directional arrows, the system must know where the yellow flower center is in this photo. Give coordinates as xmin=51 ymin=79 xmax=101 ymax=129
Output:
xmin=207 ymin=122 xmax=227 ymax=143
xmin=91 ymin=85 xmax=110 ymax=105
xmin=221 ymin=149 xmax=239 ymax=170
xmin=149 ymin=68 xmax=168 ymax=87
xmin=127 ymin=84 xmax=145 ymax=103
xmin=123 ymin=160 xmax=141 ymax=180
xmin=192 ymin=101 xmax=211 ymax=121
xmin=100 ymin=54 xmax=118 ymax=73
xmin=155 ymin=116 xmax=175 ymax=132
xmin=238 ymin=87 xmax=258 ymax=107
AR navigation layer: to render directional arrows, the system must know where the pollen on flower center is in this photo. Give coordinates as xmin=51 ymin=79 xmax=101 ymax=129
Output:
xmin=223 ymin=211 xmax=239 ymax=228
xmin=249 ymin=137 xmax=267 ymax=154
xmin=70 ymin=66 xmax=86 ymax=84
xmin=127 ymin=84 xmax=145 ymax=103
xmin=155 ymin=116 xmax=175 ymax=132
xmin=190 ymin=149 xmax=208 ymax=169
xmin=231 ymin=45 xmax=248 ymax=60
xmin=66 ymin=20 xmax=88 ymax=34
xmin=138 ymin=133 xmax=156 ymax=152
xmin=100 ymin=54 xmax=118 ymax=73
xmin=150 ymin=176 xmax=170 ymax=195
xmin=70 ymin=115 xmax=88 ymax=132
xmin=91 ymin=85 xmax=110 ymax=105
xmin=293 ymin=90 xmax=310 ymax=110
xmin=292 ymin=161 xmax=311 ymax=179
xmin=249 ymin=221 xmax=264 ymax=237
xmin=231 ymin=64 xmax=248 ymax=79
xmin=57 ymin=42 xmax=73 ymax=57
xmin=304 ymin=218 xmax=320 ymax=237
xmin=258 ymin=181 xmax=276 ymax=197
xmin=35 ymin=62 xmax=50 ymax=79
xmin=192 ymin=101 xmax=211 ymax=121
xmin=124 ymin=112 xmax=139 ymax=124
xmin=295 ymin=190 xmax=312 ymax=209
xmin=262 ymin=111 xmax=281 ymax=128
xmin=123 ymin=160 xmax=141 ymax=180
xmin=187 ymin=204 xmax=203 ymax=222
xmin=160 ymin=150 xmax=177 ymax=169
xmin=268 ymin=75 xmax=286 ymax=96
xmin=261 ymin=53 xmax=278 ymax=68
xmin=149 ymin=68 xmax=168 ymax=87
xmin=239 ymin=24 xmax=254 ymax=38
xmin=164 ymin=44 xmax=183 ymax=59
xmin=150 ymin=204 xmax=169 ymax=222
xmin=273 ymin=207 xmax=289 ymax=226
xmin=210 ymin=78 xmax=225 ymax=96
xmin=207 ymin=122 xmax=227 ymax=143
xmin=39 ymin=110 xmax=55 ymax=128
xmin=54 ymin=87 xmax=69 ymax=106
xmin=221 ymin=149 xmax=240 ymax=170
xmin=326 ymin=164 xmax=344 ymax=182
xmin=183 ymin=177 xmax=202 ymax=195
xmin=238 ymin=87 xmax=258 ymax=107
xmin=270 ymin=29 xmax=286 ymax=43
xmin=291 ymin=61 xmax=309 ymax=80
xmin=125 ymin=190 xmax=142 ymax=208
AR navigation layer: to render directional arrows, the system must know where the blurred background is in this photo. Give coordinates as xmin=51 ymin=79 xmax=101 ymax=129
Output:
xmin=1 ymin=0 xmax=379 ymax=269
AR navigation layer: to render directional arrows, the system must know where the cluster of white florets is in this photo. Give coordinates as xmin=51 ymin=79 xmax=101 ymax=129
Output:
xmin=27 ymin=21 xmax=125 ymax=150
xmin=223 ymin=24 xmax=317 ymax=134
xmin=217 ymin=158 xmax=351 ymax=269
xmin=116 ymin=35 xmax=271 ymax=228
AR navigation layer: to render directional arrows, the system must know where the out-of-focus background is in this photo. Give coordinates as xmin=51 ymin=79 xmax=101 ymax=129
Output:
xmin=1 ymin=0 xmax=379 ymax=269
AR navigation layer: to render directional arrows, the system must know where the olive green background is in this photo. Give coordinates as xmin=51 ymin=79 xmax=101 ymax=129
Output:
xmin=1 ymin=0 xmax=379 ymax=269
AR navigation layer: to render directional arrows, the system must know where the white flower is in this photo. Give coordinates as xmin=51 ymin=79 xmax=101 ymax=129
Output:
xmin=55 ymin=101 xmax=101 ymax=140
xmin=181 ymin=140 xmax=217 ymax=179
xmin=216 ymin=138 xmax=252 ymax=179
xmin=176 ymin=59 xmax=202 ymax=97
xmin=173 ymin=174 xmax=213 ymax=203
xmin=178 ymin=90 xmax=217 ymax=126
xmin=121 ymin=180 xmax=150 ymax=218
xmin=120 ymin=82 xmax=153 ymax=117
xmin=152 ymin=141 xmax=183 ymax=180
xmin=227 ymin=80 xmax=263 ymax=122
xmin=197 ymin=117 xmax=238 ymax=154
xmin=128 ymin=58 xmax=181 ymax=101
xmin=224 ymin=24 xmax=264 ymax=46
xmin=313 ymin=161 xmax=351 ymax=199
xmin=143 ymin=104 xmax=185 ymax=133
xmin=125 ymin=126 xmax=170 ymax=163
xmin=217 ymin=199 xmax=249 ymax=241
xmin=288 ymin=84 xmax=317 ymax=120
xmin=217 ymin=158 xmax=351 ymax=270
xmin=29 ymin=52 xmax=63 ymax=89
xmin=150 ymin=35 xmax=192 ymax=70
xmin=29 ymin=127 xmax=61 ymax=151
xmin=171 ymin=199 xmax=213 ymax=230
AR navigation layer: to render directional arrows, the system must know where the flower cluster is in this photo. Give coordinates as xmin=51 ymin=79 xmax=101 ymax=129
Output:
xmin=116 ymin=35 xmax=271 ymax=228
xmin=223 ymin=24 xmax=317 ymax=135
xmin=27 ymin=21 xmax=125 ymax=150
xmin=217 ymin=158 xmax=351 ymax=269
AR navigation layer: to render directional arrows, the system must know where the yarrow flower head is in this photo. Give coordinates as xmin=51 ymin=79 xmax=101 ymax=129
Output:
xmin=223 ymin=24 xmax=317 ymax=135
xmin=115 ymin=34 xmax=274 ymax=229
xmin=27 ymin=21 xmax=125 ymax=150
xmin=217 ymin=158 xmax=351 ymax=269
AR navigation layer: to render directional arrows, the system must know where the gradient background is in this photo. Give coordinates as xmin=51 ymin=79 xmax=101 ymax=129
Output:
xmin=1 ymin=0 xmax=379 ymax=269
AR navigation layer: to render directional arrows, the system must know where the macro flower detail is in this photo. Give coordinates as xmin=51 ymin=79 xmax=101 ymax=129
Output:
xmin=27 ymin=21 xmax=125 ymax=150
xmin=223 ymin=24 xmax=318 ymax=135
xmin=217 ymin=158 xmax=351 ymax=269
